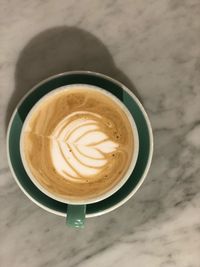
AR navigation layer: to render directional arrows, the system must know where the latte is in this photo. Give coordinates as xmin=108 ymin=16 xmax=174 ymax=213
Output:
xmin=21 ymin=85 xmax=136 ymax=203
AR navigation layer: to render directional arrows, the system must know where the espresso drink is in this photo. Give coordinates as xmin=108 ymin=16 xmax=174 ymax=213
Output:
xmin=21 ymin=85 xmax=134 ymax=202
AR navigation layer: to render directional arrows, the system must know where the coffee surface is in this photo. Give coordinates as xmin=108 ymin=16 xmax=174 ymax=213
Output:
xmin=21 ymin=85 xmax=134 ymax=202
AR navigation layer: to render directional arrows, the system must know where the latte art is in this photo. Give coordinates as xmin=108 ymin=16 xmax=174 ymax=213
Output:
xmin=51 ymin=111 xmax=118 ymax=181
xmin=21 ymin=85 xmax=135 ymax=203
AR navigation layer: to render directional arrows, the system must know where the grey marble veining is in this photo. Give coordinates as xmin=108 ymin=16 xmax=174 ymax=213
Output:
xmin=1 ymin=0 xmax=200 ymax=266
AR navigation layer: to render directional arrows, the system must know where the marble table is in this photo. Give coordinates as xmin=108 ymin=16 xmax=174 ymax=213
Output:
xmin=1 ymin=0 xmax=200 ymax=266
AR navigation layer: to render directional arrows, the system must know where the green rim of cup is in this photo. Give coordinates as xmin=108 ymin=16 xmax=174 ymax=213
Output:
xmin=7 ymin=71 xmax=153 ymax=217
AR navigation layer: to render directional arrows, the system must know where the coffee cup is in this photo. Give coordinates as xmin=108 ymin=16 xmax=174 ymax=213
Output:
xmin=7 ymin=71 xmax=153 ymax=228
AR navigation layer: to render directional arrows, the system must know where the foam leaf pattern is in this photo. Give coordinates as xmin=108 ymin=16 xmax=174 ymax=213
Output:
xmin=50 ymin=111 xmax=119 ymax=181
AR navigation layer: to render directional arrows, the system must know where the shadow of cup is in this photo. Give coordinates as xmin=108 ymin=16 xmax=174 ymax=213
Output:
xmin=5 ymin=26 xmax=139 ymax=129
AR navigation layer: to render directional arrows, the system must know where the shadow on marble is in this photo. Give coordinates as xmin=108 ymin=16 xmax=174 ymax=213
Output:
xmin=5 ymin=26 xmax=139 ymax=128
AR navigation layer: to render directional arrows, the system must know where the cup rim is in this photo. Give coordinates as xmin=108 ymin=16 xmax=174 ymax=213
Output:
xmin=19 ymin=83 xmax=139 ymax=205
xmin=6 ymin=71 xmax=153 ymax=218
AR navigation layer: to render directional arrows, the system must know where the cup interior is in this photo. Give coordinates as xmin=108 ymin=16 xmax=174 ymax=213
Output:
xmin=19 ymin=84 xmax=139 ymax=205
xmin=7 ymin=71 xmax=153 ymax=217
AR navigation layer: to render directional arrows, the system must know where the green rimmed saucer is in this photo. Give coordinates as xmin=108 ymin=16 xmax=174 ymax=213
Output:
xmin=7 ymin=71 xmax=153 ymax=218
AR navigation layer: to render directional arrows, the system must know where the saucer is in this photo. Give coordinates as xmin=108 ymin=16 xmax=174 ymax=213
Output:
xmin=7 ymin=71 xmax=153 ymax=218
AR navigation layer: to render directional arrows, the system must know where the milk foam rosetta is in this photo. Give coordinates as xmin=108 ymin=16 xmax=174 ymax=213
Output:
xmin=51 ymin=111 xmax=118 ymax=180
xmin=22 ymin=85 xmax=134 ymax=202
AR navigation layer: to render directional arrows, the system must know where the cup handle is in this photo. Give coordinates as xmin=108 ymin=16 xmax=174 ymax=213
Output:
xmin=67 ymin=204 xmax=86 ymax=228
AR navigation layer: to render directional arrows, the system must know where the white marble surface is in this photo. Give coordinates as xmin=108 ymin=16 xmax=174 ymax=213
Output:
xmin=1 ymin=0 xmax=200 ymax=266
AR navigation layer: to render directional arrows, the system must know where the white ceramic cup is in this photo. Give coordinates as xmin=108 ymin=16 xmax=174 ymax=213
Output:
xmin=7 ymin=71 xmax=153 ymax=228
